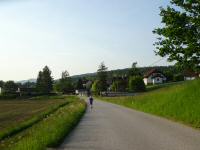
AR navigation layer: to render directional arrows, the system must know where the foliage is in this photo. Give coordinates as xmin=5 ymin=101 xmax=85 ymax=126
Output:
xmin=36 ymin=66 xmax=53 ymax=94
xmin=3 ymin=81 xmax=18 ymax=94
xmin=128 ymin=62 xmax=140 ymax=77
xmin=129 ymin=76 xmax=146 ymax=92
xmin=54 ymin=71 xmax=74 ymax=94
xmin=0 ymin=93 xmax=18 ymax=100
xmin=153 ymin=0 xmax=200 ymax=71
xmin=111 ymin=81 xmax=117 ymax=92
xmin=75 ymin=78 xmax=84 ymax=90
xmin=0 ymin=80 xmax=4 ymax=88
xmin=163 ymin=70 xmax=174 ymax=82
xmin=111 ymin=79 xmax=128 ymax=92
xmin=71 ymin=66 xmax=181 ymax=83
xmin=101 ymin=79 xmax=200 ymax=128
xmin=97 ymin=62 xmax=108 ymax=92
xmin=173 ymin=74 xmax=184 ymax=81
xmin=0 ymin=97 xmax=86 ymax=150
xmin=0 ymin=97 xmax=69 ymax=141
xmin=91 ymin=80 xmax=101 ymax=95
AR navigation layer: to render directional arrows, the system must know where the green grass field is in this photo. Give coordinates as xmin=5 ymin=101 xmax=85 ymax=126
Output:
xmin=101 ymin=79 xmax=200 ymax=128
xmin=0 ymin=95 xmax=70 ymax=141
xmin=0 ymin=95 xmax=86 ymax=150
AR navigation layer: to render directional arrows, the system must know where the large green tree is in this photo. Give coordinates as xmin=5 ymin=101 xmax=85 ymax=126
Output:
xmin=36 ymin=66 xmax=53 ymax=94
xmin=97 ymin=62 xmax=108 ymax=92
xmin=91 ymin=80 xmax=101 ymax=95
xmin=3 ymin=81 xmax=18 ymax=94
xmin=128 ymin=62 xmax=140 ymax=77
xmin=75 ymin=78 xmax=84 ymax=90
xmin=55 ymin=70 xmax=74 ymax=94
xmin=129 ymin=76 xmax=146 ymax=92
xmin=0 ymin=80 xmax=4 ymax=88
xmin=153 ymin=0 xmax=200 ymax=71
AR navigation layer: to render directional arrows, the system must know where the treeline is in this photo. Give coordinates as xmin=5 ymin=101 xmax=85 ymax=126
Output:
xmin=91 ymin=62 xmax=146 ymax=95
xmin=71 ymin=65 xmax=184 ymax=83
xmin=0 ymin=63 xmax=185 ymax=99
xmin=0 ymin=66 xmax=88 ymax=98
xmin=89 ymin=62 xmax=186 ymax=95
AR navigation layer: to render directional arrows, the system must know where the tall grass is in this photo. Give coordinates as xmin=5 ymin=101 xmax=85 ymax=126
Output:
xmin=101 ymin=79 xmax=200 ymax=128
xmin=1 ymin=99 xmax=86 ymax=150
xmin=0 ymin=96 xmax=71 ymax=141
xmin=0 ymin=101 xmax=69 ymax=141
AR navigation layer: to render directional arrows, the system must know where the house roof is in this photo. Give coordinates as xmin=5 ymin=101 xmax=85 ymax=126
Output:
xmin=144 ymin=69 xmax=162 ymax=78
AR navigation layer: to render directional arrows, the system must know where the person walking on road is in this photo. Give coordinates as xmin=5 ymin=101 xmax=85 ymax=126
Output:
xmin=89 ymin=96 xmax=94 ymax=109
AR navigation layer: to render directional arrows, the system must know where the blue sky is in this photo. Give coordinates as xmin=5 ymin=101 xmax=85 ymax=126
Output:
xmin=0 ymin=0 xmax=171 ymax=81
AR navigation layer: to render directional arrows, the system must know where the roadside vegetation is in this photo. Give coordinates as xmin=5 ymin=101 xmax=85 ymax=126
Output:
xmin=0 ymin=96 xmax=86 ymax=150
xmin=0 ymin=95 xmax=70 ymax=141
xmin=100 ymin=79 xmax=200 ymax=128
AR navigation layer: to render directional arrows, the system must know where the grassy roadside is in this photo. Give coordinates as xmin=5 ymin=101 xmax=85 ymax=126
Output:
xmin=100 ymin=79 xmax=200 ymax=129
xmin=0 ymin=96 xmax=86 ymax=150
xmin=0 ymin=96 xmax=70 ymax=141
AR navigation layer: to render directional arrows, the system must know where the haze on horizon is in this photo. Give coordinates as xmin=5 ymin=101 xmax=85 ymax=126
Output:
xmin=0 ymin=0 xmax=172 ymax=81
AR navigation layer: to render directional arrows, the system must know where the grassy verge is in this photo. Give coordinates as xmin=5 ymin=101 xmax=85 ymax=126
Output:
xmin=100 ymin=79 xmax=200 ymax=128
xmin=0 ymin=95 xmax=69 ymax=141
xmin=0 ymin=96 xmax=86 ymax=150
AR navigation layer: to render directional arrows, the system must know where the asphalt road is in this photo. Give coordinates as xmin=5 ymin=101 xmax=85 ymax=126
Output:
xmin=57 ymin=99 xmax=200 ymax=150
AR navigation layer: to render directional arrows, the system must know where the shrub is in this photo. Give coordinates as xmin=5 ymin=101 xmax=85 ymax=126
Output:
xmin=173 ymin=74 xmax=184 ymax=82
xmin=3 ymin=81 xmax=18 ymax=94
xmin=111 ymin=80 xmax=127 ymax=92
xmin=91 ymin=80 xmax=101 ymax=95
xmin=129 ymin=76 xmax=146 ymax=92
xmin=0 ymin=93 xmax=18 ymax=100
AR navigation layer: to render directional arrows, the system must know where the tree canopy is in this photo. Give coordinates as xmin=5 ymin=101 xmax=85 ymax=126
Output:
xmin=54 ymin=70 xmax=74 ymax=94
xmin=36 ymin=66 xmax=53 ymax=94
xmin=75 ymin=78 xmax=84 ymax=90
xmin=128 ymin=62 xmax=140 ymax=77
xmin=153 ymin=0 xmax=200 ymax=71
xmin=3 ymin=81 xmax=18 ymax=94
xmin=0 ymin=80 xmax=4 ymax=88
xmin=97 ymin=62 xmax=108 ymax=92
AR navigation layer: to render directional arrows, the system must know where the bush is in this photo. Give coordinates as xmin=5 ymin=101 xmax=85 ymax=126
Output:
xmin=173 ymin=74 xmax=184 ymax=82
xmin=91 ymin=80 xmax=100 ymax=95
xmin=111 ymin=80 xmax=127 ymax=92
xmin=0 ymin=93 xmax=18 ymax=100
xmin=129 ymin=76 xmax=146 ymax=92
xmin=3 ymin=81 xmax=18 ymax=94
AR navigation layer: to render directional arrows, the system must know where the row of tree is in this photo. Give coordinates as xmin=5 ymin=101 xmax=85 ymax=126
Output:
xmin=91 ymin=62 xmax=146 ymax=95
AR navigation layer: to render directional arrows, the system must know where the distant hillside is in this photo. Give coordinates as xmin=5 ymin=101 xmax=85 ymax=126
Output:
xmin=71 ymin=65 xmax=177 ymax=81
xmin=71 ymin=72 xmax=96 ymax=79
xmin=17 ymin=79 xmax=37 ymax=84
xmin=17 ymin=65 xmax=177 ymax=84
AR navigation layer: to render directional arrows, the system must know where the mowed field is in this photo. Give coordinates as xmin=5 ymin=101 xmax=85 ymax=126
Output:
xmin=0 ymin=95 xmax=86 ymax=150
xmin=101 ymin=79 xmax=200 ymax=128
xmin=0 ymin=97 xmax=67 ymax=132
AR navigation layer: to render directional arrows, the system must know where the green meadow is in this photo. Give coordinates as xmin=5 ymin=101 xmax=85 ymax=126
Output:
xmin=101 ymin=79 xmax=200 ymax=128
xmin=0 ymin=96 xmax=86 ymax=150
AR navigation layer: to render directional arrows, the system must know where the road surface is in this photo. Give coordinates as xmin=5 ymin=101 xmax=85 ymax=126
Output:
xmin=57 ymin=99 xmax=200 ymax=150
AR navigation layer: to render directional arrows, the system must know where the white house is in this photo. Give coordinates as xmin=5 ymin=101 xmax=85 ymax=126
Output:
xmin=0 ymin=87 xmax=2 ymax=94
xmin=143 ymin=69 xmax=167 ymax=85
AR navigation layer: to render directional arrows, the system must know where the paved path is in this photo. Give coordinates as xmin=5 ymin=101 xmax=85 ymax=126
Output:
xmin=57 ymin=99 xmax=200 ymax=150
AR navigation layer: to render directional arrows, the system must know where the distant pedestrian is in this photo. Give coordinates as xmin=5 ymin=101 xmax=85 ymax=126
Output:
xmin=89 ymin=96 xmax=94 ymax=109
